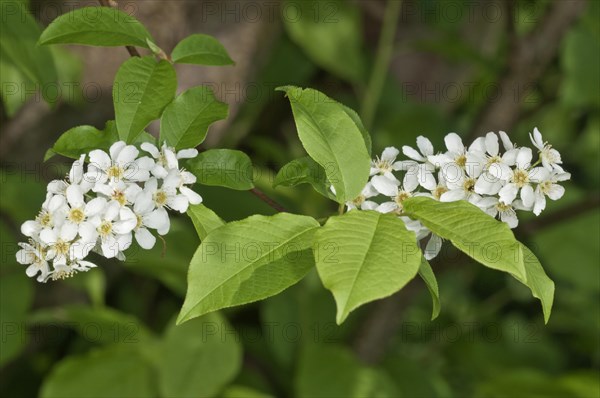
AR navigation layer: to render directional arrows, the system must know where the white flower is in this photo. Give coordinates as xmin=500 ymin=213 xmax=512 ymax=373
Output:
xmin=39 ymin=223 xmax=79 ymax=265
xmin=141 ymin=142 xmax=198 ymax=178
xmin=21 ymin=194 xmax=68 ymax=239
xmin=371 ymin=175 xmax=419 ymax=214
xmin=532 ymin=171 xmax=571 ymax=215
xmin=497 ymin=148 xmax=547 ymax=206
xmin=16 ymin=242 xmax=50 ymax=282
xmin=397 ymin=136 xmax=437 ymax=190
xmin=530 ymin=127 xmax=563 ymax=172
xmin=477 ymin=196 xmax=528 ymax=228
xmin=87 ymin=141 xmax=155 ymax=185
xmin=130 ymin=192 xmax=168 ymax=249
xmin=93 ymin=180 xmax=142 ymax=208
xmin=469 ymin=133 xmax=516 ymax=195
xmin=369 ymin=147 xmax=402 ymax=180
xmin=428 ymin=133 xmax=482 ymax=170
xmin=47 ymin=154 xmax=94 ymax=195
xmin=346 ymin=182 xmax=379 ymax=211
xmin=440 ymin=166 xmax=482 ymax=205
xmin=83 ymin=201 xmax=136 ymax=259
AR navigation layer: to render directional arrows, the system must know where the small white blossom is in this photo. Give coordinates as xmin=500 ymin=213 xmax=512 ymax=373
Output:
xmin=530 ymin=127 xmax=563 ymax=172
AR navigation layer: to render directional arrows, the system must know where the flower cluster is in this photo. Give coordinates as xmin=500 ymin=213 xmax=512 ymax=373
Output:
xmin=348 ymin=128 xmax=570 ymax=260
xmin=16 ymin=141 xmax=202 ymax=282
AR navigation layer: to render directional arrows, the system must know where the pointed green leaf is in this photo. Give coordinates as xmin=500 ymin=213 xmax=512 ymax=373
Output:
xmin=171 ymin=34 xmax=234 ymax=65
xmin=418 ymin=257 xmax=441 ymax=320
xmin=513 ymin=244 xmax=555 ymax=324
xmin=178 ymin=213 xmax=319 ymax=324
xmin=339 ymin=103 xmax=372 ymax=155
xmin=187 ymin=204 xmax=225 ymax=240
xmin=315 ymin=211 xmax=422 ymax=324
xmin=159 ymin=313 xmax=242 ymax=398
xmin=45 ymin=121 xmax=156 ymax=161
xmin=403 ymin=197 xmax=526 ymax=280
xmin=160 ymin=86 xmax=228 ymax=150
xmin=273 ymin=156 xmax=333 ymax=199
xmin=39 ymin=7 xmax=153 ymax=48
xmin=40 ymin=345 xmax=157 ymax=398
xmin=277 ymin=86 xmax=371 ymax=203
xmin=187 ymin=149 xmax=254 ymax=190
xmin=113 ymin=56 xmax=176 ymax=143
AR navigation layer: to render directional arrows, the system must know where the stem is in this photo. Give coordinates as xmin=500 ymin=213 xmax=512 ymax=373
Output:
xmin=250 ymin=188 xmax=287 ymax=213
xmin=97 ymin=0 xmax=141 ymax=57
xmin=338 ymin=203 xmax=345 ymax=215
xmin=361 ymin=0 xmax=402 ymax=129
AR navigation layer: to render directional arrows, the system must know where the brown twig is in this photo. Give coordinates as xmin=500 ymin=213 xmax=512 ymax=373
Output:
xmin=97 ymin=0 xmax=141 ymax=57
xmin=469 ymin=0 xmax=588 ymax=138
xmin=250 ymin=187 xmax=287 ymax=213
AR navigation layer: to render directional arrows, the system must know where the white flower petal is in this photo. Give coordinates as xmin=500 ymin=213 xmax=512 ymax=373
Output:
xmin=444 ymin=133 xmax=464 ymax=154
xmin=424 ymin=234 xmax=442 ymax=260
xmin=180 ymin=186 xmax=202 ymax=205
xmin=485 ymin=132 xmax=499 ymax=156
xmin=381 ymin=147 xmax=400 ymax=162
xmin=89 ymin=149 xmax=111 ymax=171
xmin=521 ymin=185 xmax=534 ymax=208
xmin=401 ymin=146 xmax=423 ymax=161
xmin=516 ymin=147 xmax=532 ymax=169
xmin=66 ymin=184 xmax=84 ymax=208
xmin=177 ymin=148 xmax=199 ymax=159
xmin=109 ymin=141 xmax=127 ymax=160
xmin=498 ymin=183 xmax=518 ymax=205
xmin=416 ymin=136 xmax=434 ymax=156
xmin=135 ymin=228 xmax=156 ymax=250
xmin=376 ymin=202 xmax=398 ymax=214
xmin=141 ymin=142 xmax=160 ymax=158
xmin=440 ymin=189 xmax=466 ymax=202
xmin=547 ymin=184 xmax=565 ymax=200
xmin=371 ymin=175 xmax=399 ymax=197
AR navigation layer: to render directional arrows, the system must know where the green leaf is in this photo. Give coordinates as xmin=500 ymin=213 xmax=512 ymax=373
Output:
xmin=38 ymin=7 xmax=153 ymax=48
xmin=0 ymin=1 xmax=57 ymax=103
xmin=29 ymin=305 xmax=154 ymax=346
xmin=160 ymin=86 xmax=228 ymax=149
xmin=177 ymin=213 xmax=319 ymax=324
xmin=277 ymin=86 xmax=371 ymax=203
xmin=187 ymin=204 xmax=226 ymax=240
xmin=45 ymin=121 xmax=156 ymax=161
xmin=171 ymin=34 xmax=234 ymax=65
xmin=113 ymin=56 xmax=176 ymax=143
xmin=158 ymin=312 xmax=242 ymax=397
xmin=273 ymin=156 xmax=333 ymax=199
xmin=295 ymin=344 xmax=399 ymax=397
xmin=512 ymin=244 xmax=555 ymax=324
xmin=315 ymin=211 xmax=422 ymax=324
xmin=40 ymin=345 xmax=157 ymax=398
xmin=283 ymin=0 xmax=365 ymax=82
xmin=418 ymin=257 xmax=441 ymax=320
xmin=187 ymin=149 xmax=254 ymax=190
xmin=340 ymin=103 xmax=372 ymax=155
xmin=402 ymin=197 xmax=527 ymax=280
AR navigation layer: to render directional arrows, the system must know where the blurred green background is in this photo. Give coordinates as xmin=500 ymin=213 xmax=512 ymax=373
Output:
xmin=1 ymin=0 xmax=599 ymax=397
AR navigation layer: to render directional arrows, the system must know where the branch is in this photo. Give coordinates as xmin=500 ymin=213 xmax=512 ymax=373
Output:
xmin=469 ymin=0 xmax=588 ymax=137
xmin=97 ymin=0 xmax=141 ymax=57
xmin=250 ymin=187 xmax=287 ymax=213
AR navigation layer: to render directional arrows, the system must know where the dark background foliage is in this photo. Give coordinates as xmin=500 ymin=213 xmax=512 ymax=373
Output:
xmin=1 ymin=0 xmax=598 ymax=397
